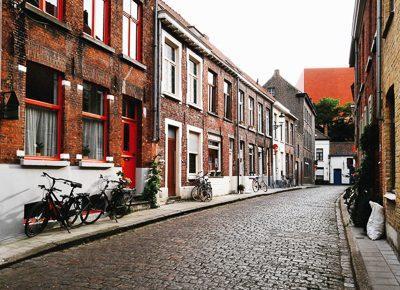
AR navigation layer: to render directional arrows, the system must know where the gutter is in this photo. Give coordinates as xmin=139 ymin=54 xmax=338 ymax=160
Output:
xmin=152 ymin=0 xmax=160 ymax=141
xmin=236 ymin=76 xmax=240 ymax=192
xmin=376 ymin=0 xmax=382 ymax=120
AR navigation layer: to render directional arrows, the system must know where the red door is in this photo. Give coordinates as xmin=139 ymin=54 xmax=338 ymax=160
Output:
xmin=122 ymin=98 xmax=138 ymax=188
xmin=167 ymin=127 xmax=176 ymax=197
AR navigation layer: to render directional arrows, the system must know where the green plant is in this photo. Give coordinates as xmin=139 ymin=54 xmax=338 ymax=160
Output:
xmin=143 ymin=155 xmax=162 ymax=208
xmin=238 ymin=184 xmax=245 ymax=192
xmin=82 ymin=145 xmax=91 ymax=156
xmin=35 ymin=142 xmax=43 ymax=152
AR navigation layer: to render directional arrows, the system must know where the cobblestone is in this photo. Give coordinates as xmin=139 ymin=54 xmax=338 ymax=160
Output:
xmin=0 ymin=186 xmax=352 ymax=289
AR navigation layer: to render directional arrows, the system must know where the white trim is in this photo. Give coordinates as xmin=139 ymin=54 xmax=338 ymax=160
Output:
xmin=79 ymin=161 xmax=114 ymax=168
xmin=187 ymin=125 xmax=203 ymax=180
xmin=186 ymin=48 xmax=203 ymax=109
xmin=20 ymin=159 xmax=70 ymax=167
xmin=207 ymin=133 xmax=222 ymax=173
xmin=164 ymin=118 xmax=183 ymax=197
xmin=161 ymin=30 xmax=182 ymax=102
xmin=18 ymin=65 xmax=27 ymax=73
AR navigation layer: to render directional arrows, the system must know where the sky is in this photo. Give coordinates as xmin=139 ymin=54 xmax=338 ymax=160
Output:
xmin=162 ymin=0 xmax=355 ymax=87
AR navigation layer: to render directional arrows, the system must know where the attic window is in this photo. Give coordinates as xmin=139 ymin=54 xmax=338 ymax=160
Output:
xmin=267 ymin=87 xmax=276 ymax=97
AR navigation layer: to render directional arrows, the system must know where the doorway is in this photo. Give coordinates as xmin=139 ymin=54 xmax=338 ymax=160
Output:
xmin=334 ymin=169 xmax=342 ymax=185
xmin=167 ymin=126 xmax=177 ymax=197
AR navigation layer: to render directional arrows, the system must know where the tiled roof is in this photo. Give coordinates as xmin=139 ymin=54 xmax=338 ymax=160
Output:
xmin=315 ymin=130 xmax=330 ymax=140
xmin=329 ymin=142 xmax=356 ymax=156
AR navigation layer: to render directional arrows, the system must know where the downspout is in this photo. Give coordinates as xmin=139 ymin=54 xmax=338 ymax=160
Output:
xmin=376 ymin=0 xmax=382 ymax=120
xmin=152 ymin=0 xmax=160 ymax=141
xmin=236 ymin=76 xmax=240 ymax=192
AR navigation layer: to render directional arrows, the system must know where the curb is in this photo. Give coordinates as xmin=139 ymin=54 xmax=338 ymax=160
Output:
xmin=0 ymin=186 xmax=316 ymax=270
xmin=337 ymin=193 xmax=371 ymax=290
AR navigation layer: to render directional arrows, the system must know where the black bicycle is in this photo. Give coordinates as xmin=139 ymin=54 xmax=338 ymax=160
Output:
xmin=191 ymin=171 xmax=213 ymax=202
xmin=24 ymin=173 xmax=89 ymax=237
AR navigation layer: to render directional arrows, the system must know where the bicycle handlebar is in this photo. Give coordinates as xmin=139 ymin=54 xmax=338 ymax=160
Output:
xmin=42 ymin=172 xmax=82 ymax=188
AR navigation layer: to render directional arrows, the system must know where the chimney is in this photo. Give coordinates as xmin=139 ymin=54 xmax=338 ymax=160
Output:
xmin=274 ymin=69 xmax=280 ymax=76
xmin=324 ymin=125 xmax=329 ymax=136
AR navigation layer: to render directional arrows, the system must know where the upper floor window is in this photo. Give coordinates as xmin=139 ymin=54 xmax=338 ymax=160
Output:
xmin=224 ymin=81 xmax=232 ymax=120
xmin=265 ymin=108 xmax=271 ymax=136
xmin=161 ymin=32 xmax=182 ymax=100
xmin=187 ymin=50 xmax=202 ymax=107
xmin=290 ymin=123 xmax=294 ymax=145
xmin=208 ymin=71 xmax=217 ymax=113
xmin=249 ymin=97 xmax=254 ymax=127
xmin=239 ymin=90 xmax=245 ymax=123
xmin=285 ymin=120 xmax=289 ymax=143
xmin=84 ymin=0 xmax=110 ymax=44
xmin=257 ymin=103 xmax=263 ymax=133
xmin=274 ymin=113 xmax=277 ymax=139
xmin=316 ymin=148 xmax=323 ymax=161
xmin=123 ymin=0 xmax=142 ymax=61
xmin=25 ymin=62 xmax=62 ymax=158
xmin=28 ymin=0 xmax=63 ymax=20
xmin=267 ymin=87 xmax=276 ymax=97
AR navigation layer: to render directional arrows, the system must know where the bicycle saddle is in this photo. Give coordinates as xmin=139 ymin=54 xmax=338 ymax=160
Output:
xmin=70 ymin=182 xmax=83 ymax=188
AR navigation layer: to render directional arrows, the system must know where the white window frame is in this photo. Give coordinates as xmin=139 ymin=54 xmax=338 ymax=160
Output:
xmin=258 ymin=147 xmax=264 ymax=175
xmin=161 ymin=30 xmax=182 ymax=101
xmin=187 ymin=125 xmax=203 ymax=180
xmin=208 ymin=134 xmax=222 ymax=173
xmin=257 ymin=103 xmax=263 ymax=133
xmin=186 ymin=49 xmax=203 ymax=109
xmin=239 ymin=90 xmax=244 ymax=123
xmin=265 ymin=108 xmax=271 ymax=137
xmin=249 ymin=144 xmax=255 ymax=175
xmin=249 ymin=97 xmax=254 ymax=127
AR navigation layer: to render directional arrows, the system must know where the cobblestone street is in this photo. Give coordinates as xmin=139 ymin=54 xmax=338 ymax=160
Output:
xmin=0 ymin=186 xmax=352 ymax=289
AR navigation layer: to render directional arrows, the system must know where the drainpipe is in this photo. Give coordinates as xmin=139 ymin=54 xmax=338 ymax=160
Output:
xmin=152 ymin=0 xmax=160 ymax=142
xmin=236 ymin=76 xmax=240 ymax=192
xmin=376 ymin=0 xmax=382 ymax=120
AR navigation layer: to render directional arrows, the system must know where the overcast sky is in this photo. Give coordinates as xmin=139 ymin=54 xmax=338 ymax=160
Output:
xmin=163 ymin=0 xmax=355 ymax=87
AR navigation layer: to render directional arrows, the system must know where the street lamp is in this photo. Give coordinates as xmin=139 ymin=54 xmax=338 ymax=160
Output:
xmin=273 ymin=112 xmax=285 ymax=129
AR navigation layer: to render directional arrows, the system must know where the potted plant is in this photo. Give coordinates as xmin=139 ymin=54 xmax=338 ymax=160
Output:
xmin=238 ymin=184 xmax=245 ymax=194
xmin=35 ymin=142 xmax=43 ymax=156
xmin=82 ymin=145 xmax=91 ymax=159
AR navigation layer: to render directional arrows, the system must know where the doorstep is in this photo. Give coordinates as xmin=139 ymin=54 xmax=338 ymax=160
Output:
xmin=340 ymin=194 xmax=400 ymax=289
xmin=0 ymin=186 xmax=313 ymax=269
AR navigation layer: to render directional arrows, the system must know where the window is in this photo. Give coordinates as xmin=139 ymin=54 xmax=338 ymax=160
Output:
xmin=257 ymin=103 xmax=263 ymax=133
xmin=208 ymin=135 xmax=221 ymax=173
xmin=239 ymin=141 xmax=245 ymax=176
xmin=249 ymin=145 xmax=255 ymax=175
xmin=123 ymin=0 xmax=142 ymax=60
xmin=258 ymin=147 xmax=264 ymax=175
xmin=162 ymin=33 xmax=181 ymax=99
xmin=290 ymin=123 xmax=294 ymax=145
xmin=266 ymin=108 xmax=271 ymax=136
xmin=187 ymin=50 xmax=202 ymax=107
xmin=249 ymin=97 xmax=254 ymax=127
xmin=28 ymin=0 xmax=63 ymax=20
xmin=224 ymin=81 xmax=232 ymax=120
xmin=280 ymin=119 xmax=284 ymax=141
xmin=208 ymin=71 xmax=217 ymax=113
xmin=267 ymin=87 xmax=276 ymax=97
xmin=83 ymin=0 xmax=110 ymax=44
xmin=285 ymin=120 xmax=289 ymax=143
xmin=274 ymin=113 xmax=277 ymax=139
xmin=239 ymin=90 xmax=245 ymax=123
xmin=188 ymin=131 xmax=200 ymax=176
xmin=82 ymin=82 xmax=108 ymax=160
xmin=25 ymin=62 xmax=62 ymax=158
xmin=316 ymin=148 xmax=323 ymax=161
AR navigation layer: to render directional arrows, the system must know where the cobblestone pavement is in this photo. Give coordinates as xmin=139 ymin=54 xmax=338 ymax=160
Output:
xmin=0 ymin=186 xmax=352 ymax=289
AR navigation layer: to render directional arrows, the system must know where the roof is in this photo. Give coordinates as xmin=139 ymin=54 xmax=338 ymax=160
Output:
xmin=315 ymin=130 xmax=330 ymax=140
xmin=158 ymin=0 xmax=275 ymax=103
xmin=300 ymin=68 xmax=354 ymax=105
xmin=329 ymin=142 xmax=356 ymax=157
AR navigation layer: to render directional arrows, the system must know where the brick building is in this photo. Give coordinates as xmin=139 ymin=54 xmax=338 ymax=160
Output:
xmin=156 ymin=1 xmax=275 ymax=198
xmin=0 ymin=0 xmax=156 ymax=241
xmin=297 ymin=68 xmax=355 ymax=105
xmin=264 ymin=70 xmax=316 ymax=185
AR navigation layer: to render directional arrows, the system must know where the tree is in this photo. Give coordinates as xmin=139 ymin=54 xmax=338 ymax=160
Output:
xmin=314 ymin=98 xmax=354 ymax=141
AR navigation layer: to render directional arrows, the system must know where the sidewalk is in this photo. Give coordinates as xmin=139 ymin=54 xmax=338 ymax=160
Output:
xmin=340 ymin=196 xmax=400 ymax=289
xmin=0 ymin=186 xmax=312 ymax=269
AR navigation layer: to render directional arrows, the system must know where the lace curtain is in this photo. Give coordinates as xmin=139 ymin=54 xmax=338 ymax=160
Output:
xmin=83 ymin=118 xmax=104 ymax=160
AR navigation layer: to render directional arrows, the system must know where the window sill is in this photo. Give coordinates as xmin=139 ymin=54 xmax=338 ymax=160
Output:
xmin=265 ymin=134 xmax=272 ymax=139
xmin=239 ymin=124 xmax=247 ymax=129
xmin=20 ymin=159 xmax=70 ymax=168
xmin=258 ymin=131 xmax=265 ymax=136
xmin=81 ymin=33 xmax=115 ymax=54
xmin=79 ymin=161 xmax=114 ymax=168
xmin=207 ymin=112 xmax=219 ymax=119
xmin=384 ymin=192 xmax=396 ymax=203
xmin=25 ymin=3 xmax=72 ymax=31
xmin=223 ymin=117 xmax=233 ymax=123
xmin=162 ymin=92 xmax=182 ymax=103
xmin=248 ymin=127 xmax=256 ymax=133
xmin=187 ymin=103 xmax=203 ymax=111
xmin=119 ymin=54 xmax=147 ymax=71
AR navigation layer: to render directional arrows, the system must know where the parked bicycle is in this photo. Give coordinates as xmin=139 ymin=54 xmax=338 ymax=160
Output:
xmin=25 ymin=173 xmax=91 ymax=237
xmin=87 ymin=172 xmax=136 ymax=223
xmin=191 ymin=171 xmax=213 ymax=202
xmin=250 ymin=174 xmax=268 ymax=193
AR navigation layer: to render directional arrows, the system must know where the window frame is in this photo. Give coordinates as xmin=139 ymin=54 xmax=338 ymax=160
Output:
xmin=82 ymin=82 xmax=109 ymax=162
xmin=316 ymin=148 xmax=323 ymax=161
xmin=28 ymin=0 xmax=64 ymax=21
xmin=187 ymin=125 xmax=203 ymax=180
xmin=224 ymin=80 xmax=232 ymax=120
xmin=239 ymin=90 xmax=245 ymax=124
xmin=257 ymin=102 xmax=263 ymax=133
xmin=249 ymin=144 xmax=255 ymax=175
xmin=161 ymin=30 xmax=182 ymax=101
xmin=122 ymin=0 xmax=143 ymax=61
xmin=25 ymin=64 xmax=63 ymax=160
xmin=208 ymin=134 xmax=222 ymax=174
xmin=186 ymin=49 xmax=203 ymax=109
xmin=207 ymin=70 xmax=217 ymax=114
xmin=83 ymin=0 xmax=111 ymax=45
xmin=248 ymin=97 xmax=255 ymax=127
xmin=265 ymin=108 xmax=271 ymax=137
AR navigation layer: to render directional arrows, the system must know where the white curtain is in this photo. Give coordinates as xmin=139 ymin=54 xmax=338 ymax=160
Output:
xmin=25 ymin=106 xmax=57 ymax=156
xmin=83 ymin=118 xmax=104 ymax=160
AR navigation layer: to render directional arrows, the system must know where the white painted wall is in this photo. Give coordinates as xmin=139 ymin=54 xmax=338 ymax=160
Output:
xmin=0 ymin=164 xmax=120 ymax=242
xmin=329 ymin=156 xmax=354 ymax=185
xmin=315 ymin=140 xmax=330 ymax=182
xmin=272 ymin=105 xmax=286 ymax=182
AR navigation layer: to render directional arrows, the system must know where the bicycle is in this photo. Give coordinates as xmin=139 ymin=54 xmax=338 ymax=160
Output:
xmin=24 ymin=172 xmax=89 ymax=237
xmin=86 ymin=173 xmax=135 ymax=223
xmin=250 ymin=175 xmax=268 ymax=193
xmin=191 ymin=171 xmax=213 ymax=202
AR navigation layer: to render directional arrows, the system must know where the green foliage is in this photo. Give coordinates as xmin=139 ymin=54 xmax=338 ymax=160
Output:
xmin=238 ymin=184 xmax=245 ymax=192
xmin=82 ymin=145 xmax=91 ymax=156
xmin=143 ymin=156 xmax=162 ymax=209
xmin=314 ymin=98 xmax=354 ymax=141
xmin=351 ymin=123 xmax=381 ymax=228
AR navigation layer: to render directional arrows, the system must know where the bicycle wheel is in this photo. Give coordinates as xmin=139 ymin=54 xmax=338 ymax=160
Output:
xmin=82 ymin=194 xmax=106 ymax=224
xmin=65 ymin=200 xmax=80 ymax=227
xmin=252 ymin=179 xmax=260 ymax=192
xmin=191 ymin=185 xmax=201 ymax=201
xmin=25 ymin=202 xmax=49 ymax=238
xmin=261 ymin=181 xmax=268 ymax=192
xmin=112 ymin=190 xmax=129 ymax=219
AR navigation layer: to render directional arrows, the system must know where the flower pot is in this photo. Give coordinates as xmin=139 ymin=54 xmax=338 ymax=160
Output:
xmin=36 ymin=152 xmax=41 ymax=157
xmin=83 ymin=155 xmax=89 ymax=160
